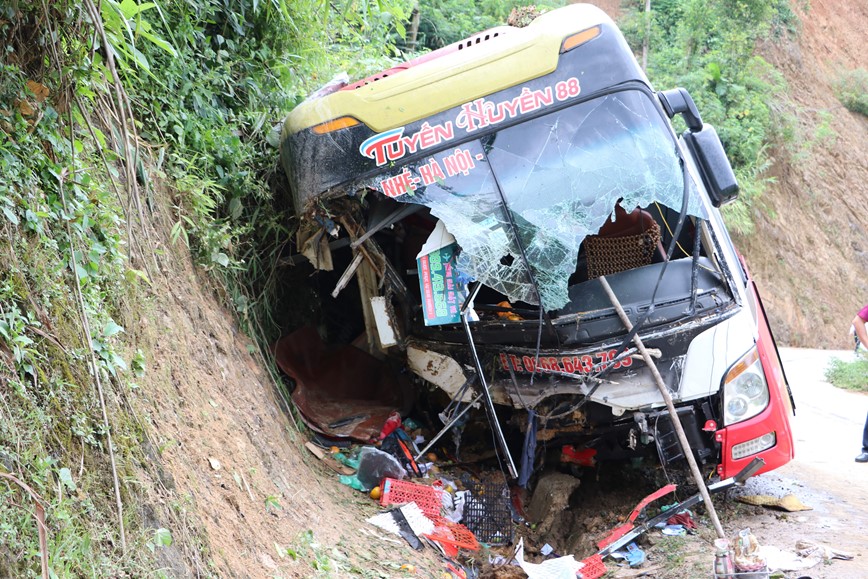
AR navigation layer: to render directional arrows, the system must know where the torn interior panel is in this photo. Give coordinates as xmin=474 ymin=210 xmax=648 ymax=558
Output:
xmin=273 ymin=326 xmax=412 ymax=441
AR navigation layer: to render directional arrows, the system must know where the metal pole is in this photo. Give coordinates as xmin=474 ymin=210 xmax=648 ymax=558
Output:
xmin=413 ymin=392 xmax=484 ymax=462
xmin=461 ymin=312 xmax=519 ymax=479
xmin=598 ymin=275 xmax=726 ymax=539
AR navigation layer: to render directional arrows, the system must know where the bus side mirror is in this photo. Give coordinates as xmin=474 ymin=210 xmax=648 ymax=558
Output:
xmin=682 ymin=125 xmax=739 ymax=207
xmin=658 ymin=88 xmax=703 ymax=131
xmin=659 ymin=88 xmax=739 ymax=208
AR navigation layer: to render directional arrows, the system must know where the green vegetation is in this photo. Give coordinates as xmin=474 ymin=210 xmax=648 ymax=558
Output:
xmin=1 ymin=28 xmax=148 ymax=574
xmin=833 ymin=68 xmax=868 ymax=116
xmin=825 ymin=353 xmax=868 ymax=392
xmin=408 ymin=0 xmax=563 ymax=50
xmin=619 ymin=0 xmax=795 ymax=235
xmin=0 ymin=0 xmax=408 ymax=575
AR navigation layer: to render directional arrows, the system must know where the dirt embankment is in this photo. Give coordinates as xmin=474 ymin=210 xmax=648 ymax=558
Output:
xmin=127 ymin=183 xmax=441 ymax=577
xmin=736 ymin=0 xmax=868 ymax=347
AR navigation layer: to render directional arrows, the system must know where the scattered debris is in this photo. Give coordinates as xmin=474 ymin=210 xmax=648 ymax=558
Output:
xmin=461 ymin=475 xmax=513 ymax=545
xmin=208 ymin=457 xmax=221 ymax=470
xmin=381 ymin=428 xmax=422 ymax=476
xmin=304 ymin=441 xmax=354 ymax=475
xmin=732 ymin=528 xmax=767 ymax=576
xmin=338 ymin=473 xmax=367 ymax=491
xmin=755 ymin=538 xmax=853 ymax=575
xmin=609 ymin=542 xmax=645 ymax=568
xmin=713 ymin=538 xmax=736 ymax=578
xmin=661 ymin=525 xmax=686 ymax=536
xmin=759 ymin=545 xmax=821 ymax=573
xmin=356 ymin=447 xmax=406 ymax=490
xmin=597 ymin=483 xmax=677 ymax=555
xmin=280 ymin=340 xmax=779 ymax=579
xmin=293 ymin=406 xmax=773 ymax=577
xmin=665 ymin=511 xmax=697 ymax=530
xmin=514 ymin=537 xmax=583 ymax=579
xmin=273 ymin=326 xmax=410 ymax=441
xmin=794 ymin=539 xmax=853 ymax=561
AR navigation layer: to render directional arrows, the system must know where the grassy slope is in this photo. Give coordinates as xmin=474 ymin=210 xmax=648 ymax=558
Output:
xmin=0 ymin=1 xmax=424 ymax=576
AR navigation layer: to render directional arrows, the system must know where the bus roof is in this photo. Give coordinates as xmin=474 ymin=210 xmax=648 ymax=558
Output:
xmin=283 ymin=4 xmax=616 ymax=135
xmin=280 ymin=3 xmax=648 ymax=213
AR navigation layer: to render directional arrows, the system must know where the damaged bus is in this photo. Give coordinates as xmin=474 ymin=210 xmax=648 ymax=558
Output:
xmin=278 ymin=3 xmax=794 ymax=482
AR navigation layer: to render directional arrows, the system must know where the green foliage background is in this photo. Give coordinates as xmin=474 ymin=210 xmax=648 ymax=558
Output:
xmin=0 ymin=0 xmax=410 ymax=575
xmin=618 ymin=0 xmax=797 ymax=234
xmin=408 ymin=0 xmax=562 ymax=49
xmin=825 ymin=353 xmax=868 ymax=392
xmin=0 ymin=0 xmax=800 ymax=575
xmin=833 ymin=67 xmax=868 ymax=116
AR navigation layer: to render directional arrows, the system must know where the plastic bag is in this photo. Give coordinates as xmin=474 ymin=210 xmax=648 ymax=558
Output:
xmin=733 ymin=528 xmax=766 ymax=572
xmin=356 ymin=446 xmax=406 ymax=491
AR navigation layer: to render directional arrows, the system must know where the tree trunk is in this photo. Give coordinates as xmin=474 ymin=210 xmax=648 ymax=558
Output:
xmin=642 ymin=0 xmax=651 ymax=71
xmin=408 ymin=6 xmax=421 ymax=49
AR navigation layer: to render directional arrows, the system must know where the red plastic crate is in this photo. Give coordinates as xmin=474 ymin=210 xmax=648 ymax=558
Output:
xmin=379 ymin=478 xmax=444 ymax=518
xmin=378 ymin=479 xmax=481 ymax=554
xmin=426 ymin=517 xmax=479 ymax=552
xmin=579 ymin=554 xmax=607 ymax=579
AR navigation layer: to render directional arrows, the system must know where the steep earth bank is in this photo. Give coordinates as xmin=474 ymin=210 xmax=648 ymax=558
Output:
xmin=126 ymin=182 xmax=442 ymax=577
xmin=735 ymin=0 xmax=868 ymax=347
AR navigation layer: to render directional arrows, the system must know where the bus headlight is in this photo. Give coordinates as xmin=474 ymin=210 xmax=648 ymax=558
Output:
xmin=722 ymin=347 xmax=770 ymax=426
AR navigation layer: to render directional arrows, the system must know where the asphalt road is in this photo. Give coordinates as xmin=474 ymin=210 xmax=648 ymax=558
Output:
xmin=735 ymin=347 xmax=868 ymax=578
xmin=778 ymin=347 xmax=867 ymax=469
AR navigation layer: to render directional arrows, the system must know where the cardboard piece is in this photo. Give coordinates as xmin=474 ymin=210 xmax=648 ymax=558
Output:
xmin=304 ymin=442 xmax=355 ymax=475
xmin=415 ymin=220 xmax=473 ymax=326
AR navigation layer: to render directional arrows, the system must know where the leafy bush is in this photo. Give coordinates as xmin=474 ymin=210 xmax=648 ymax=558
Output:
xmin=620 ymin=0 xmax=793 ymax=233
xmin=122 ymin=0 xmax=415 ymax=340
xmin=1 ymin=44 xmax=144 ymax=576
xmin=408 ymin=0 xmax=564 ymax=50
xmin=824 ymin=353 xmax=868 ymax=392
xmin=0 ymin=0 xmax=414 ymax=575
xmin=833 ymin=68 xmax=868 ymax=116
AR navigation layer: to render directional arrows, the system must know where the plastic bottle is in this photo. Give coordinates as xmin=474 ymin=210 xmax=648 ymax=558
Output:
xmin=377 ymin=411 xmax=402 ymax=440
xmin=713 ymin=538 xmax=735 ymax=579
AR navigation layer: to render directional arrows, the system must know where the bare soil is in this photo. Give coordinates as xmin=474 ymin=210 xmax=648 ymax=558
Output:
xmin=736 ymin=0 xmax=868 ymax=347
xmin=124 ymin=185 xmax=446 ymax=577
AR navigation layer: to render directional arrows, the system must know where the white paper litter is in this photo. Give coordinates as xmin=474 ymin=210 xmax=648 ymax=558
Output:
xmin=444 ymin=490 xmax=468 ymax=523
xmin=759 ymin=545 xmax=821 ymax=572
xmin=399 ymin=502 xmax=435 ymax=537
xmin=366 ymin=502 xmax=436 ymax=541
xmin=366 ymin=512 xmax=401 ymax=536
xmin=795 ymin=539 xmax=854 ymax=561
xmin=514 ymin=537 xmax=584 ymax=579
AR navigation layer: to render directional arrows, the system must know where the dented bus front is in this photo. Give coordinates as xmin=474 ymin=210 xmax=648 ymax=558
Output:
xmin=279 ymin=4 xmax=794 ymax=479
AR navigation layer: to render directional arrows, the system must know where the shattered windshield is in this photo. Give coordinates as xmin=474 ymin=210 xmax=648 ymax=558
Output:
xmin=363 ymin=89 xmax=707 ymax=310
